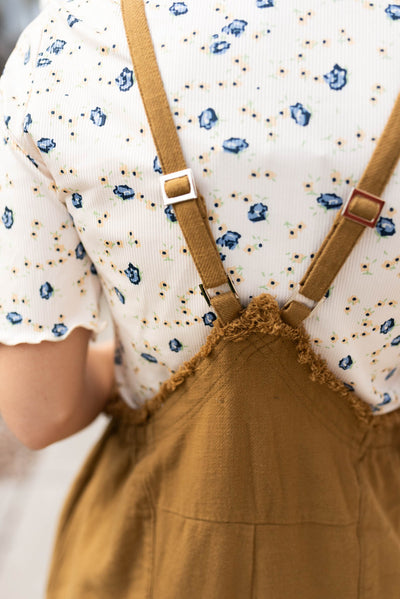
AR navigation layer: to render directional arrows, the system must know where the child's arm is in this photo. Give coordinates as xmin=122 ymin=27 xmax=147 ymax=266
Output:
xmin=0 ymin=328 xmax=115 ymax=450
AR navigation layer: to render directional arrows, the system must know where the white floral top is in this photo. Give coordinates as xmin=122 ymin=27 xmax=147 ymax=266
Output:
xmin=0 ymin=0 xmax=399 ymax=415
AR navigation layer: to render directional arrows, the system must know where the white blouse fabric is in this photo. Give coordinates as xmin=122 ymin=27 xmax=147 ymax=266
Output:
xmin=0 ymin=0 xmax=399 ymax=415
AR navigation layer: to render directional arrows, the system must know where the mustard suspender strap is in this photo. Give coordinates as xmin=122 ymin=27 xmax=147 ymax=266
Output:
xmin=121 ymin=0 xmax=242 ymax=325
xmin=122 ymin=0 xmax=400 ymax=329
xmin=280 ymin=91 xmax=400 ymax=327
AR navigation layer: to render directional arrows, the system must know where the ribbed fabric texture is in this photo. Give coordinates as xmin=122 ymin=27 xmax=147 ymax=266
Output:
xmin=0 ymin=0 xmax=399 ymax=413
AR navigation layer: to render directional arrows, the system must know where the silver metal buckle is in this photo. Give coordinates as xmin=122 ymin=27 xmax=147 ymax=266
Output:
xmin=160 ymin=168 xmax=198 ymax=206
xmin=282 ymin=283 xmax=327 ymax=315
xmin=199 ymin=276 xmax=239 ymax=307
xmin=341 ymin=186 xmax=384 ymax=228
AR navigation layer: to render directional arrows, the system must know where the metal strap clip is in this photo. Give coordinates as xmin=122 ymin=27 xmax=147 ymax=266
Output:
xmin=281 ymin=283 xmax=327 ymax=315
xmin=199 ymin=276 xmax=239 ymax=307
xmin=160 ymin=168 xmax=198 ymax=206
xmin=341 ymin=186 xmax=384 ymax=228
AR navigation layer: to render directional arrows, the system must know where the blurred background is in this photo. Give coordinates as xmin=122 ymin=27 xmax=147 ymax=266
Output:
xmin=0 ymin=1 xmax=113 ymax=596
xmin=0 ymin=0 xmax=42 ymax=73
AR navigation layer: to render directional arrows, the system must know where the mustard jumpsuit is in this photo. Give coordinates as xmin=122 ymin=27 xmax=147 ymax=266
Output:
xmin=46 ymin=1 xmax=400 ymax=597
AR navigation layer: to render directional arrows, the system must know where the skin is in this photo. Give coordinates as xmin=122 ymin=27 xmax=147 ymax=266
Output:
xmin=0 ymin=328 xmax=115 ymax=450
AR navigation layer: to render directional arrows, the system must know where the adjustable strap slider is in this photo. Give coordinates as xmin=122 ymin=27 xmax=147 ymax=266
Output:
xmin=199 ymin=276 xmax=239 ymax=307
xmin=341 ymin=186 xmax=384 ymax=228
xmin=160 ymin=168 xmax=198 ymax=205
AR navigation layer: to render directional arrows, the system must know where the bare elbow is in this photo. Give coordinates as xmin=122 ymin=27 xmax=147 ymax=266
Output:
xmin=0 ymin=328 xmax=92 ymax=451
xmin=18 ymin=434 xmax=48 ymax=452
xmin=18 ymin=425 xmax=59 ymax=451
xmin=0 ymin=416 xmax=46 ymax=451
xmin=1 ymin=408 xmax=67 ymax=451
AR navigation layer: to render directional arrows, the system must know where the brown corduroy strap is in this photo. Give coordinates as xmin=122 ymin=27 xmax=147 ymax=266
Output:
xmin=121 ymin=0 xmax=242 ymax=325
xmin=280 ymin=92 xmax=400 ymax=327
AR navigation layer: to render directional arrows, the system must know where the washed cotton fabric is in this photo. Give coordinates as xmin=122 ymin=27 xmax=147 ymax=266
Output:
xmin=0 ymin=0 xmax=399 ymax=413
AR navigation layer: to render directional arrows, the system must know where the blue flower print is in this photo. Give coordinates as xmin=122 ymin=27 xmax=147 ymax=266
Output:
xmin=290 ymin=102 xmax=311 ymax=126
xmin=52 ymin=323 xmax=68 ymax=337
xmin=202 ymin=312 xmax=217 ymax=327
xmin=114 ymin=344 xmax=123 ymax=365
xmin=376 ymin=217 xmax=396 ymax=237
xmin=40 ymin=282 xmax=54 ymax=300
xmin=169 ymin=338 xmax=183 ymax=352
xmin=153 ymin=155 xmax=162 ymax=174
xmin=24 ymin=47 xmax=30 ymax=65
xmin=90 ymin=263 xmax=98 ymax=275
xmin=165 ymin=205 xmax=177 ymax=223
xmin=385 ymin=4 xmax=400 ymax=19
xmin=37 ymin=138 xmax=56 ymax=153
xmin=113 ymin=185 xmax=135 ymax=200
xmin=380 ymin=318 xmax=395 ymax=334
xmin=222 ymin=20 xmax=248 ymax=37
xmin=72 ymin=192 xmax=83 ymax=208
xmin=210 ymin=41 xmax=231 ymax=55
xmin=376 ymin=393 xmax=392 ymax=407
xmin=46 ymin=40 xmax=66 ymax=55
xmin=23 ymin=113 xmax=32 ymax=133
xmin=67 ymin=14 xmax=81 ymax=27
xmin=75 ymin=242 xmax=86 ymax=260
xmin=4 ymin=115 xmax=10 ymax=128
xmin=169 ymin=2 xmax=188 ymax=15
xmin=90 ymin=107 xmax=107 ymax=127
xmin=115 ymin=67 xmax=134 ymax=92
xmin=257 ymin=0 xmax=274 ymax=6
xmin=316 ymin=193 xmax=343 ymax=209
xmin=323 ymin=64 xmax=347 ymax=91
xmin=198 ymin=108 xmax=218 ymax=130
xmin=124 ymin=263 xmax=141 ymax=285
xmin=222 ymin=138 xmax=249 ymax=153
xmin=343 ymin=382 xmax=355 ymax=391
xmin=219 ymin=252 xmax=226 ymax=262
xmin=385 ymin=367 xmax=396 ymax=380
xmin=2 ymin=207 xmax=13 ymax=229
xmin=36 ymin=57 xmax=52 ymax=67
xmin=114 ymin=287 xmax=125 ymax=304
xmin=216 ymin=230 xmax=241 ymax=249
xmin=339 ymin=355 xmax=353 ymax=370
xmin=248 ymin=203 xmax=268 ymax=222
xmin=391 ymin=335 xmax=400 ymax=346
xmin=27 ymin=155 xmax=38 ymax=168
xmin=141 ymin=353 xmax=158 ymax=363
xmin=6 ymin=312 xmax=23 ymax=325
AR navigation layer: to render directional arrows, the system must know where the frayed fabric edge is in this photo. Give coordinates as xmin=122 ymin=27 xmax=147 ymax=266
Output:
xmin=104 ymin=293 xmax=377 ymax=427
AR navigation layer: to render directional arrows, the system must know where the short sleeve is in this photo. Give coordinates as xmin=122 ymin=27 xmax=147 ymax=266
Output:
xmin=0 ymin=19 xmax=108 ymax=345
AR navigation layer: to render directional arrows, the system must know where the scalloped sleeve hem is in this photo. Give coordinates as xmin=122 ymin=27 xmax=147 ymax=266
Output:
xmin=0 ymin=318 xmax=109 ymax=346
